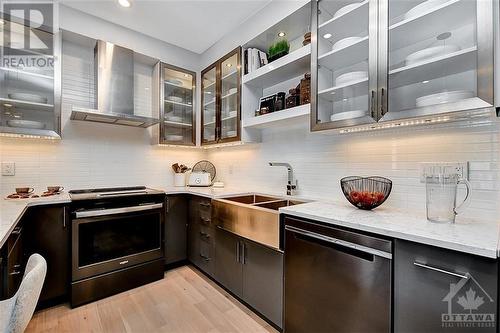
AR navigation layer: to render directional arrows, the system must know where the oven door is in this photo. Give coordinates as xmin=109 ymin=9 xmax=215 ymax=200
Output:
xmin=72 ymin=203 xmax=164 ymax=281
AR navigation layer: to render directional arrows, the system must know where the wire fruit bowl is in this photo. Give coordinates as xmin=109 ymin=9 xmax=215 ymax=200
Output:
xmin=340 ymin=176 xmax=392 ymax=210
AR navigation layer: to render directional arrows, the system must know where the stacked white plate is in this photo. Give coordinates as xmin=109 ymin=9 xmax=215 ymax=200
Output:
xmin=228 ymin=110 xmax=237 ymax=118
xmin=333 ymin=2 xmax=363 ymax=19
xmin=330 ymin=110 xmax=366 ymax=122
xmin=165 ymin=135 xmax=184 ymax=141
xmin=405 ymin=45 xmax=460 ymax=66
xmin=331 ymin=36 xmax=365 ymax=51
xmin=226 ymin=130 xmax=237 ymax=137
xmin=8 ymin=93 xmax=47 ymax=104
xmin=167 ymin=96 xmax=183 ymax=103
xmin=335 ymin=71 xmax=368 ymax=86
xmin=166 ymin=79 xmax=183 ymax=87
xmin=165 ymin=115 xmax=183 ymax=123
xmin=7 ymin=119 xmax=46 ymax=129
xmin=416 ymin=90 xmax=474 ymax=107
xmin=404 ymin=0 xmax=450 ymax=20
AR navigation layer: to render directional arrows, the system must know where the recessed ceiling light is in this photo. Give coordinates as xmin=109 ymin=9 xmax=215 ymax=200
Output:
xmin=226 ymin=63 xmax=232 ymax=67
xmin=422 ymin=80 xmax=429 ymax=84
xmin=278 ymin=31 xmax=286 ymax=37
xmin=323 ymin=33 xmax=332 ymax=39
xmin=118 ymin=0 xmax=132 ymax=8
xmin=183 ymin=74 xmax=189 ymax=78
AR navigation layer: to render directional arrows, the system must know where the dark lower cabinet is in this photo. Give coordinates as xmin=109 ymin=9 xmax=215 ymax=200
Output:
xmin=214 ymin=227 xmax=283 ymax=328
xmin=394 ymin=239 xmax=498 ymax=333
xmin=6 ymin=225 xmax=24 ymax=298
xmin=165 ymin=195 xmax=188 ymax=265
xmin=188 ymin=196 xmax=214 ymax=276
xmin=24 ymin=205 xmax=69 ymax=306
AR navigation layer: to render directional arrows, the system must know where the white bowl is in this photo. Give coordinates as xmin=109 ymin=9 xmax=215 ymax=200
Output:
xmin=416 ymin=90 xmax=474 ymax=107
xmin=404 ymin=0 xmax=450 ymax=20
xmin=332 ymin=36 xmax=365 ymax=51
xmin=7 ymin=119 xmax=46 ymax=129
xmin=165 ymin=135 xmax=184 ymax=141
xmin=8 ymin=93 xmax=47 ymax=104
xmin=333 ymin=2 xmax=363 ymax=19
xmin=405 ymin=45 xmax=460 ymax=66
xmin=335 ymin=71 xmax=368 ymax=86
xmin=330 ymin=110 xmax=366 ymax=122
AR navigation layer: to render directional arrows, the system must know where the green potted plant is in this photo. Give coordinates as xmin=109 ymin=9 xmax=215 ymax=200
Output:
xmin=268 ymin=38 xmax=290 ymax=62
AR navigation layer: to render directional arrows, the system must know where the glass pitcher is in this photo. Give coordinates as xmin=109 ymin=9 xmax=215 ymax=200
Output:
xmin=425 ymin=174 xmax=471 ymax=223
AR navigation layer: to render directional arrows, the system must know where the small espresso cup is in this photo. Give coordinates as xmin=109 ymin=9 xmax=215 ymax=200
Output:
xmin=47 ymin=186 xmax=64 ymax=193
xmin=16 ymin=187 xmax=34 ymax=194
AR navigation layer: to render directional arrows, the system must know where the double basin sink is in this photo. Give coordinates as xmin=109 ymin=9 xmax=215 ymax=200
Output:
xmin=212 ymin=194 xmax=306 ymax=250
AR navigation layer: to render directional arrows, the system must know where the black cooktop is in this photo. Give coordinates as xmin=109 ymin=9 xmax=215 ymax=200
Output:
xmin=69 ymin=186 xmax=164 ymax=200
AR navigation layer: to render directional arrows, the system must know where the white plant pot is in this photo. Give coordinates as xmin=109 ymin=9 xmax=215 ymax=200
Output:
xmin=174 ymin=173 xmax=185 ymax=187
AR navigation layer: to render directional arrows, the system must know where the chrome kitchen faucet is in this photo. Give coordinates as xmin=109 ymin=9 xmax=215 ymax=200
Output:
xmin=269 ymin=162 xmax=297 ymax=196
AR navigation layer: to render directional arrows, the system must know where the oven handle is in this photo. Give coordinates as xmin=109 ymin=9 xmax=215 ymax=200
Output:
xmin=75 ymin=203 xmax=163 ymax=219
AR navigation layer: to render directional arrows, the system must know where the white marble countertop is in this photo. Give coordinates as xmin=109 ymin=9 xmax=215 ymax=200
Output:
xmin=1 ymin=187 xmax=498 ymax=259
xmin=0 ymin=193 xmax=71 ymax=248
xmin=280 ymin=201 xmax=499 ymax=259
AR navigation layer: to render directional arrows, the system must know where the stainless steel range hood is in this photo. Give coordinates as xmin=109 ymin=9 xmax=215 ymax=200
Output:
xmin=70 ymin=40 xmax=159 ymax=128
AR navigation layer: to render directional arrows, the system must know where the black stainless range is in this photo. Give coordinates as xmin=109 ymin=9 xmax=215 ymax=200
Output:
xmin=69 ymin=186 xmax=165 ymax=307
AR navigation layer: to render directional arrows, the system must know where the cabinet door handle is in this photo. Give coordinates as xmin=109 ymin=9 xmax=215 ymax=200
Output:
xmin=199 ymin=202 xmax=211 ymax=207
xmin=414 ymin=262 xmax=470 ymax=280
xmin=380 ymin=88 xmax=386 ymax=115
xmin=199 ymin=231 xmax=210 ymax=239
xmin=9 ymin=270 xmax=21 ymax=276
xmin=370 ymin=90 xmax=376 ymax=118
xmin=11 ymin=227 xmax=22 ymax=235
xmin=200 ymin=254 xmax=211 ymax=261
xmin=63 ymin=206 xmax=67 ymax=228
xmin=200 ymin=217 xmax=210 ymax=224
xmin=236 ymin=241 xmax=240 ymax=263
xmin=242 ymin=243 xmax=246 ymax=265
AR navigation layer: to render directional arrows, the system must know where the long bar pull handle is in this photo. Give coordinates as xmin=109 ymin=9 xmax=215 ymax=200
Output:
xmin=242 ymin=243 xmax=246 ymax=264
xmin=370 ymin=90 xmax=376 ymax=118
xmin=380 ymin=88 xmax=386 ymax=115
xmin=414 ymin=262 xmax=469 ymax=280
xmin=75 ymin=203 xmax=163 ymax=218
xmin=236 ymin=241 xmax=240 ymax=263
xmin=285 ymin=225 xmax=392 ymax=259
xmin=63 ymin=206 xmax=67 ymax=228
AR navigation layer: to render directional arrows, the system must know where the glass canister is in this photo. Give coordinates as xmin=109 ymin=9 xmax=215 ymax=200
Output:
xmin=425 ymin=173 xmax=471 ymax=223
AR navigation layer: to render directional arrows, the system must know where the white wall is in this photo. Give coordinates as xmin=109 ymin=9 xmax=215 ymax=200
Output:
xmin=0 ymin=5 xmax=204 ymax=196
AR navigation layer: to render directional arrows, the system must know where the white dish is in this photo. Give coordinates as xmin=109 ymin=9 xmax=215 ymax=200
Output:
xmin=330 ymin=110 xmax=366 ymax=122
xmin=331 ymin=36 xmax=365 ymax=51
xmin=8 ymin=93 xmax=47 ymax=104
xmin=7 ymin=119 xmax=46 ymax=129
xmin=335 ymin=71 xmax=368 ymax=86
xmin=165 ymin=135 xmax=184 ymax=141
xmin=225 ymin=130 xmax=237 ymax=137
xmin=167 ymin=96 xmax=183 ymax=103
xmin=228 ymin=88 xmax=237 ymax=95
xmin=404 ymin=0 xmax=450 ymax=20
xmin=166 ymin=79 xmax=183 ymax=86
xmin=416 ymin=90 xmax=474 ymax=107
xmin=165 ymin=115 xmax=183 ymax=123
xmin=333 ymin=2 xmax=363 ymax=19
xmin=405 ymin=45 xmax=460 ymax=66
xmin=228 ymin=110 xmax=237 ymax=118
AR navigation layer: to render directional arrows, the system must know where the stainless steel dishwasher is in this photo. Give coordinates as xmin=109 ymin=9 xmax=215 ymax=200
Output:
xmin=283 ymin=216 xmax=392 ymax=333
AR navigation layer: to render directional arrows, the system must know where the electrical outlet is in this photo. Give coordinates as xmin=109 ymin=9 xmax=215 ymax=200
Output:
xmin=419 ymin=162 xmax=469 ymax=183
xmin=1 ymin=162 xmax=15 ymax=176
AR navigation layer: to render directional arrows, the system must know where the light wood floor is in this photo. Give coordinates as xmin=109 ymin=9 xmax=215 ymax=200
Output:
xmin=26 ymin=265 xmax=278 ymax=333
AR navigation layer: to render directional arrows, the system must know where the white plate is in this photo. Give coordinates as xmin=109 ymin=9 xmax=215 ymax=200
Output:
xmin=228 ymin=111 xmax=237 ymax=118
xmin=416 ymin=90 xmax=474 ymax=107
xmin=166 ymin=79 xmax=183 ymax=86
xmin=167 ymin=96 xmax=183 ymax=103
xmin=7 ymin=119 xmax=46 ymax=129
xmin=165 ymin=135 xmax=184 ymax=141
xmin=332 ymin=36 xmax=365 ymax=51
xmin=228 ymin=88 xmax=237 ymax=95
xmin=335 ymin=71 xmax=368 ymax=86
xmin=330 ymin=110 xmax=366 ymax=122
xmin=8 ymin=93 xmax=47 ymax=104
xmin=404 ymin=0 xmax=450 ymax=20
xmin=165 ymin=115 xmax=183 ymax=123
xmin=405 ymin=45 xmax=460 ymax=66
xmin=333 ymin=2 xmax=363 ymax=19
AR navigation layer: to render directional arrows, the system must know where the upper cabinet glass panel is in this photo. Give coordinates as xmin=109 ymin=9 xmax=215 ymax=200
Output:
xmin=0 ymin=19 xmax=60 ymax=138
xmin=220 ymin=52 xmax=239 ymax=140
xmin=311 ymin=0 xmax=377 ymax=131
xmin=160 ymin=64 xmax=195 ymax=145
xmin=202 ymin=65 xmax=217 ymax=144
xmin=382 ymin=0 xmax=493 ymax=121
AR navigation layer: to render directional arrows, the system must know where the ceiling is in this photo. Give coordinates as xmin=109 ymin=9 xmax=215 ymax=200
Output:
xmin=61 ymin=0 xmax=272 ymax=54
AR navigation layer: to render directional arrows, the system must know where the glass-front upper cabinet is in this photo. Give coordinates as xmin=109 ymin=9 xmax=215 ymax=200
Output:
xmin=160 ymin=63 xmax=195 ymax=145
xmin=380 ymin=0 xmax=494 ymax=122
xmin=0 ymin=18 xmax=61 ymax=138
xmin=201 ymin=47 xmax=241 ymax=145
xmin=311 ymin=0 xmax=378 ymax=131
xmin=202 ymin=65 xmax=217 ymax=144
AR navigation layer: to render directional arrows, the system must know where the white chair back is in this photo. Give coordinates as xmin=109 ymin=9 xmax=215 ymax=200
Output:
xmin=0 ymin=253 xmax=47 ymax=333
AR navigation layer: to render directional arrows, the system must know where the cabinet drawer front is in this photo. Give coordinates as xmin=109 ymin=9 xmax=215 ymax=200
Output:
xmin=394 ymin=240 xmax=497 ymax=332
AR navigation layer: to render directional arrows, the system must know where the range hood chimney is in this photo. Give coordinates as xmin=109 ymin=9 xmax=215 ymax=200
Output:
xmin=70 ymin=40 xmax=159 ymax=128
